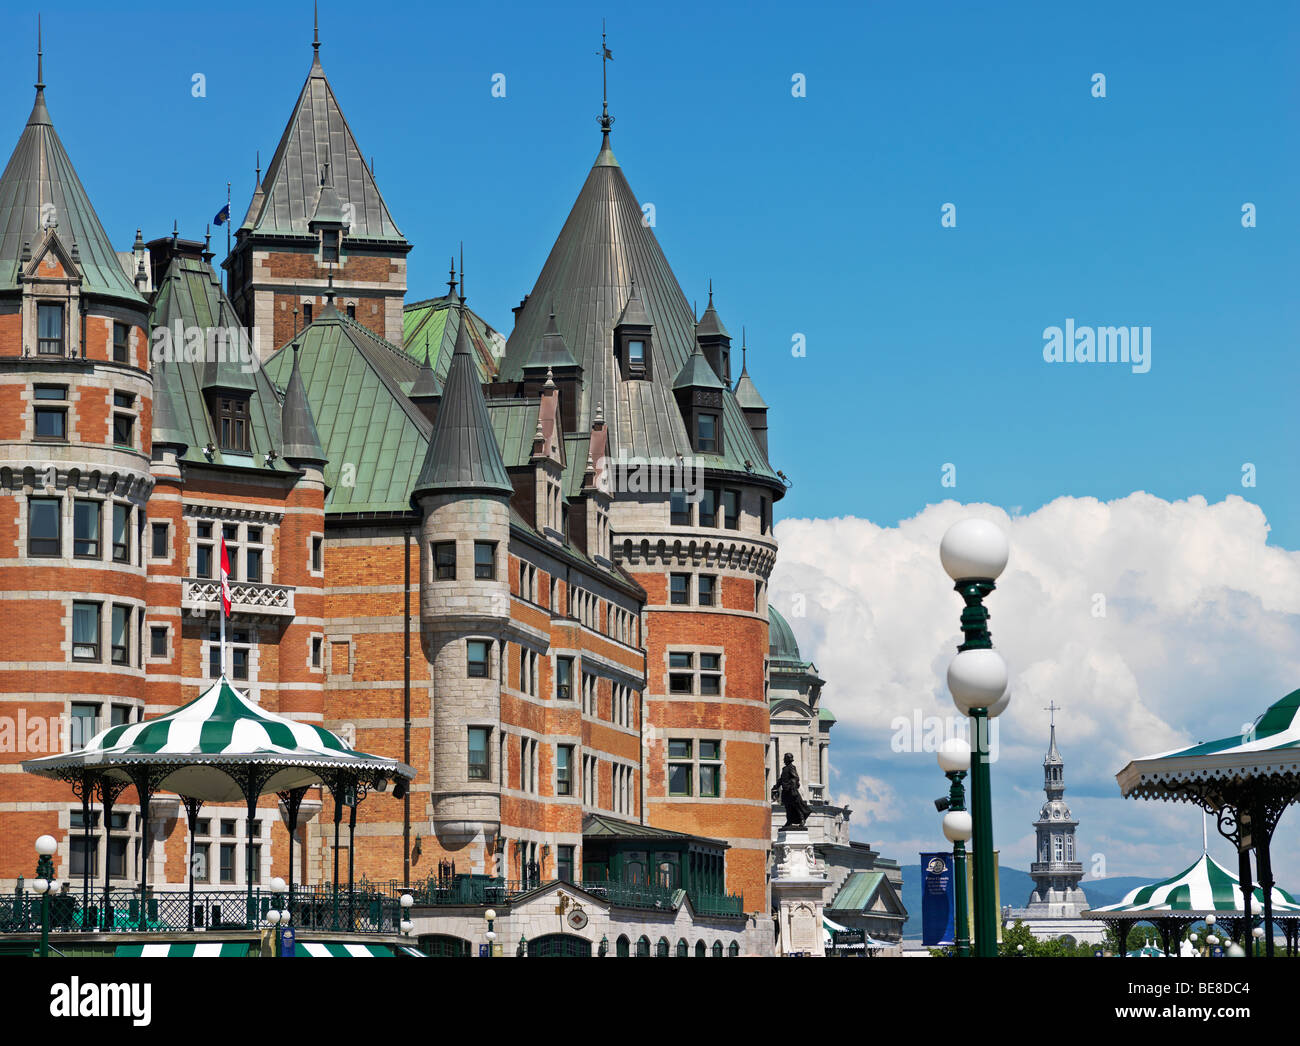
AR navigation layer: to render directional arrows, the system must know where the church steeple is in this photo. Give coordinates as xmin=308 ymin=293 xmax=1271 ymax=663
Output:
xmin=1023 ymin=703 xmax=1088 ymax=919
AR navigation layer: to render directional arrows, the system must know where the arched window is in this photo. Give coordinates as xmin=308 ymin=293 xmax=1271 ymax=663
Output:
xmin=676 ymin=938 xmax=689 ymax=958
xmin=728 ymin=941 xmax=740 ymax=957
xmin=656 ymin=937 xmax=669 ymax=958
xmin=636 ymin=935 xmax=650 ymax=957
xmin=695 ymin=940 xmax=706 ymax=957
xmin=712 ymin=940 xmax=723 ymax=958
xmin=616 ymin=934 xmax=630 ymax=958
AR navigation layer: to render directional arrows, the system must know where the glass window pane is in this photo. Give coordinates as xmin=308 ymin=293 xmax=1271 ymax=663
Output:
xmin=669 ymin=652 xmax=692 ymax=669
xmin=29 ymin=498 xmax=61 ymax=555
xmin=72 ymin=603 xmax=99 ymax=660
xmin=668 ymin=764 xmax=692 ymax=796
xmin=668 ymin=739 xmax=692 ymax=759
xmin=700 ymin=764 xmax=720 ymax=797
xmin=35 ymin=408 xmax=65 ymax=438
xmin=700 ymin=654 xmax=721 ymax=672
xmin=74 ymin=501 xmax=100 ymax=557
xmin=700 ymin=740 xmax=720 ymax=760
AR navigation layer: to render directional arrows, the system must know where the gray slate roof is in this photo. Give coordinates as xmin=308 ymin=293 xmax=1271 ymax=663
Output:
xmin=412 ymin=309 xmax=513 ymax=498
xmin=248 ymin=50 xmax=405 ymax=244
xmin=0 ymin=85 xmax=143 ymax=304
xmin=496 ymin=133 xmax=781 ymax=489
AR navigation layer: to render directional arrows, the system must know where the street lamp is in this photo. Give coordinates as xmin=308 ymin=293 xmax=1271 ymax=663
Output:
xmin=941 ymin=518 xmax=1010 ymax=958
xmin=599 ymin=934 xmax=609 ymax=957
xmin=936 ymin=737 xmax=972 ymax=957
xmin=267 ymin=876 xmax=288 ymax=957
xmin=484 ymin=908 xmax=497 ymax=958
xmin=33 ymin=835 xmax=57 ymax=960
xmin=400 ymin=893 xmax=414 ymax=936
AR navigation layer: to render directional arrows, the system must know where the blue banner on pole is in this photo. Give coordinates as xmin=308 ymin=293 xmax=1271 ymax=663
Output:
xmin=280 ymin=925 xmax=295 ymax=957
xmin=921 ymin=851 xmax=955 ymax=947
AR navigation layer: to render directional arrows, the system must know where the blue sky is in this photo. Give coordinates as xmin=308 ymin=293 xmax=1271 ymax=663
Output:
xmin=6 ymin=2 xmax=1297 ymax=883
xmin=10 ymin=0 xmax=1295 ymax=545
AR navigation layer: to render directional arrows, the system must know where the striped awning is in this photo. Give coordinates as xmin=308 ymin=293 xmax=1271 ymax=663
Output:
xmin=1117 ymin=688 xmax=1300 ymax=801
xmin=115 ymin=943 xmax=250 ymax=957
xmin=293 ymin=942 xmax=398 ymax=957
xmin=22 ymin=676 xmax=414 ymax=802
xmin=1087 ymin=852 xmax=1300 ymax=917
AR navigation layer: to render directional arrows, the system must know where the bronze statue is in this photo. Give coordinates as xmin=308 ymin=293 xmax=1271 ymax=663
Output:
xmin=772 ymin=753 xmax=812 ymax=830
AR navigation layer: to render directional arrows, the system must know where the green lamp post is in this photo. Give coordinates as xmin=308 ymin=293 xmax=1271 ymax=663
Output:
xmin=937 ymin=737 xmax=972 ymax=957
xmin=33 ymin=834 xmax=58 ymax=959
xmin=941 ymin=519 xmax=1011 ymax=959
xmin=484 ymin=908 xmax=497 ymax=958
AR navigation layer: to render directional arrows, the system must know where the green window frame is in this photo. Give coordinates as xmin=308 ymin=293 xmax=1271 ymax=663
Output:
xmin=636 ymin=935 xmax=651 ymax=958
xmin=668 ymin=738 xmax=693 ymax=797
xmin=616 ymin=935 xmax=630 ymax=958
xmin=676 ymin=938 xmax=689 ymax=958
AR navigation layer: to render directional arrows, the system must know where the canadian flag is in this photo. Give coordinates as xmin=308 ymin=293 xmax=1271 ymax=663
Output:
xmin=219 ymin=535 xmax=232 ymax=617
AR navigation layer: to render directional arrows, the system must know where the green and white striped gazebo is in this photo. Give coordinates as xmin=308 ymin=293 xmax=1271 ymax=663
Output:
xmin=1085 ymin=852 xmax=1300 ymax=956
xmin=1116 ymin=687 xmax=1300 ymax=957
xmin=22 ymin=675 xmax=415 ymax=932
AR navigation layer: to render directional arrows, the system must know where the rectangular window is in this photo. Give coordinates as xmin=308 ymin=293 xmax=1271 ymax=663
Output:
xmin=192 ymin=843 xmax=210 ymax=883
xmin=670 ymin=491 xmax=690 ymax=526
xmin=113 ymin=412 xmax=134 ymax=448
xmin=219 ymin=843 xmax=237 ymax=884
xmin=222 ymin=525 xmax=239 ymax=580
xmin=474 ymin=541 xmax=496 ymax=580
xmin=113 ymin=391 xmax=134 ymax=409
xmin=467 ymin=639 xmax=489 ymax=678
xmin=700 ymin=653 xmax=722 ymax=695
xmin=111 ymin=605 xmax=130 ymax=665
xmin=232 ymin=646 xmax=249 ymax=681
xmin=321 ymin=230 xmax=340 ymax=265
xmin=107 ymin=837 xmax=128 ymax=880
xmin=668 ymin=739 xmax=693 ymax=797
xmin=73 ymin=500 xmax=101 ymax=558
xmin=468 ymin=727 xmax=489 ymax=780
xmin=72 ymin=602 xmax=100 ymax=661
xmin=311 ymin=636 xmax=323 ymax=668
xmin=110 ymin=705 xmax=131 ymax=728
xmin=37 ymin=301 xmax=64 ymax=355
xmin=557 ymin=844 xmax=575 ymax=883
xmin=433 ymin=542 xmax=456 ymax=580
xmin=697 ymin=574 xmax=716 ymax=607
xmin=700 ymin=740 xmax=722 ymax=797
xmin=70 ymin=703 xmax=98 ymax=748
xmin=216 ymin=396 xmax=250 ymax=452
xmin=761 ymin=497 xmax=771 ymax=535
xmin=303 ymin=303 xmax=313 ymax=324
xmin=723 ymin=489 xmax=741 ymax=530
xmin=699 ymin=487 xmax=717 ymax=528
xmin=556 ymin=656 xmax=573 ymax=700
xmin=71 ymin=837 xmax=98 ymax=878
xmin=245 ymin=546 xmax=263 ymax=583
xmin=112 ymin=503 xmax=130 ymax=562
xmin=28 ymin=497 xmax=61 ymax=556
xmin=311 ymin=535 xmax=323 ymax=572
xmin=196 ymin=522 xmax=213 ymax=578
xmin=150 ymin=626 xmax=168 ymax=658
xmin=669 ymin=652 xmax=694 ymax=694
xmin=627 ymin=339 xmax=646 ymax=376
xmin=113 ymin=322 xmax=129 ymax=363
xmin=346 ymin=304 xmax=356 ymax=320
xmin=34 ymin=384 xmax=66 ymax=400
xmin=151 ymin=522 xmax=168 ymax=559
xmin=670 ymin=573 xmax=689 ymax=605
xmin=696 ymin=413 xmax=718 ymax=453
xmin=34 ymin=405 xmax=66 ymax=440
xmin=557 ymin=745 xmax=573 ymax=796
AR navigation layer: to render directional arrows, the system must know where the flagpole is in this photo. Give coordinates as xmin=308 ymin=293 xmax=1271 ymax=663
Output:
xmin=224 ymin=181 xmax=231 ymax=293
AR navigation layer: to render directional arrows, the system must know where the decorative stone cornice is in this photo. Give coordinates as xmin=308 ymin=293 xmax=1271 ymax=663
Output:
xmin=0 ymin=460 xmax=153 ymax=502
xmin=612 ymin=531 xmax=777 ymax=577
xmin=182 ymin=502 xmax=285 ymax=526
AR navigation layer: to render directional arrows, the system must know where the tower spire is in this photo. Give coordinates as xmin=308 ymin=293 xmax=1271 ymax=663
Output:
xmin=35 ymin=14 xmax=44 ymax=92
xmin=447 ymin=255 xmax=457 ymax=297
xmin=458 ymin=241 xmax=465 ymax=306
xmin=313 ymin=0 xmax=320 ymax=54
xmin=597 ymin=19 xmax=614 ymax=137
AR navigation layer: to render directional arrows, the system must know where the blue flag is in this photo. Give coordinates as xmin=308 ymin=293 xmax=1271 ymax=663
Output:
xmin=213 ymin=203 xmax=231 ymax=226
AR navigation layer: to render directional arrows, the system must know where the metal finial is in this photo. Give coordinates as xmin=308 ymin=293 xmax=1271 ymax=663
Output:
xmin=205 ymin=223 xmax=211 ymax=250
xmin=447 ymin=255 xmax=457 ymax=297
xmin=172 ymin=219 xmax=178 ymax=245
xmin=313 ymin=0 xmax=320 ymax=53
xmin=741 ymin=326 xmax=747 ymax=370
xmin=255 ymin=150 xmax=261 ymax=184
xmin=35 ymin=14 xmax=44 ymax=91
xmin=597 ymin=19 xmax=614 ymax=136
xmin=458 ymin=241 xmax=465 ymax=306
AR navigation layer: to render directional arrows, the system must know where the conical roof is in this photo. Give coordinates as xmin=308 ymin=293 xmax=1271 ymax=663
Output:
xmin=524 ymin=309 xmax=580 ymax=371
xmin=279 ymin=343 xmax=327 ymax=465
xmin=733 ymin=337 xmax=768 ymax=410
xmin=412 ymin=308 xmax=513 ymax=498
xmin=408 ymin=350 xmax=442 ymax=398
xmin=150 ymin=355 xmax=189 ymax=453
xmin=0 ymin=76 xmax=143 ymax=304
xmin=672 ymin=343 xmax=724 ymax=391
xmin=497 ymin=133 xmax=781 ymax=488
xmin=695 ymin=287 xmax=729 ymax=339
xmin=248 ymin=48 xmax=404 ymax=242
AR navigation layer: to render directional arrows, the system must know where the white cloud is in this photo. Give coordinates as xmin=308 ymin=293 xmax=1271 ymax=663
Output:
xmin=770 ymin=494 xmax=1300 ymax=879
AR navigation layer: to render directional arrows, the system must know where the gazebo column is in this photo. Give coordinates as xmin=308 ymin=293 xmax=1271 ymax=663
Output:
xmin=128 ymin=770 xmax=159 ymax=932
xmin=1156 ymin=919 xmax=1174 ymax=957
xmin=1237 ymin=837 xmax=1255 ymax=958
xmin=98 ymin=778 xmax=129 ymax=931
xmin=182 ymin=797 xmax=203 ymax=931
xmin=71 ymin=773 xmax=96 ymax=920
xmin=1255 ymin=833 xmax=1276 ymax=958
xmin=277 ymin=786 xmax=310 ymax=925
xmin=233 ymin=767 xmax=275 ymax=930
xmin=347 ymin=780 xmax=371 ymax=930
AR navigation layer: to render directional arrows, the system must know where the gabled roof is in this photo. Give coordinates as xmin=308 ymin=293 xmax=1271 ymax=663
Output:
xmin=247 ymin=47 xmax=405 ymax=244
xmin=262 ymin=303 xmax=429 ymax=513
xmin=411 ymin=309 xmax=513 ymax=498
xmin=581 ymin=813 xmax=727 ymax=848
xmin=0 ymin=75 xmax=143 ymax=304
xmin=829 ymin=871 xmax=906 ymax=915
xmin=496 ymin=132 xmax=782 ymax=489
xmin=148 ymin=253 xmax=294 ymax=472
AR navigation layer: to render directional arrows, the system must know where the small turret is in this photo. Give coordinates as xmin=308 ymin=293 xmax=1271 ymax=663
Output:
xmin=695 ymin=281 xmax=732 ymax=384
xmin=733 ymin=329 xmax=769 ymax=457
xmin=279 ymin=343 xmax=327 ymax=469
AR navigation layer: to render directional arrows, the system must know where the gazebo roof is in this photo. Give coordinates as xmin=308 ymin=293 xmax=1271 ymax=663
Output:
xmin=1085 ymin=852 xmax=1300 ymax=919
xmin=21 ymin=676 xmax=414 ymax=802
xmin=1117 ymin=688 xmax=1300 ymax=802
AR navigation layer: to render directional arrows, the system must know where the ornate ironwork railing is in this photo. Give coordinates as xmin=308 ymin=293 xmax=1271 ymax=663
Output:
xmin=183 ymin=577 xmax=296 ymax=616
xmin=0 ymin=884 xmax=402 ymax=935
xmin=382 ymin=875 xmax=744 ymax=918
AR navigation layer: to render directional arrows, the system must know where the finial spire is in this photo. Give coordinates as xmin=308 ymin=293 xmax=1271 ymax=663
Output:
xmin=458 ymin=241 xmax=465 ymax=306
xmin=741 ymin=326 xmax=748 ymax=372
xmin=35 ymin=14 xmax=44 ymax=92
xmin=707 ymin=279 xmax=713 ymax=307
xmin=447 ymin=255 xmax=457 ymax=297
xmin=597 ymin=19 xmax=614 ymax=137
xmin=313 ymin=0 xmax=320 ymax=53
xmin=255 ymin=150 xmax=261 ymax=184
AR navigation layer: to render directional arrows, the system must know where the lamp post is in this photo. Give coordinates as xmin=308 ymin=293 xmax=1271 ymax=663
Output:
xmin=1252 ymin=925 xmax=1264 ymax=957
xmin=937 ymin=737 xmax=972 ymax=958
xmin=266 ymin=877 xmax=287 ymax=956
xmin=484 ymin=908 xmax=497 ymax=958
xmin=599 ymin=934 xmax=609 ymax=957
xmin=941 ymin=519 xmax=1011 ymax=958
xmin=400 ymin=893 xmax=414 ymax=938
xmin=33 ymin=835 xmax=58 ymax=959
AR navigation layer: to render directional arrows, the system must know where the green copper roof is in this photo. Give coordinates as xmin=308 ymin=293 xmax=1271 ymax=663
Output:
xmin=733 ymin=353 xmax=768 ymax=411
xmin=412 ymin=311 xmax=512 ymax=499
xmin=488 ymin=398 xmax=542 ymax=468
xmin=248 ymin=49 xmax=405 ymax=244
xmin=829 ymin=871 xmax=886 ymax=912
xmin=148 ymin=254 xmax=293 ymax=472
xmin=581 ymin=813 xmax=725 ymax=847
xmin=262 ymin=304 xmax=429 ymax=514
xmin=279 ymin=344 xmax=327 ymax=465
xmin=496 ymin=133 xmax=782 ymax=489
xmin=402 ymin=293 xmax=502 ymax=386
xmin=768 ymin=607 xmax=802 ymax=663
xmin=819 ymin=707 xmax=837 ymax=724
xmin=0 ymin=83 xmax=143 ymax=305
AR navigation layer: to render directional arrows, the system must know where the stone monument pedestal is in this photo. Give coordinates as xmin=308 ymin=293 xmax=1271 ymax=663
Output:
xmin=771 ymin=829 xmax=828 ymax=957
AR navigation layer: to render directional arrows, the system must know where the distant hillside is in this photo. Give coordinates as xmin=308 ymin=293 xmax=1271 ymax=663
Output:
xmin=900 ymin=865 xmax=1154 ymax=939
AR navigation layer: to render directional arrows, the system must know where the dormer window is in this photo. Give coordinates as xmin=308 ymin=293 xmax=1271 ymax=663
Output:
xmin=321 ymin=229 xmax=340 ymax=265
xmin=215 ymin=395 xmax=251 ymax=452
xmin=38 ymin=302 xmax=64 ymax=355
xmin=627 ymin=339 xmax=646 ymax=376
xmin=303 ymin=303 xmax=313 ymax=325
xmin=695 ymin=413 xmax=719 ymax=453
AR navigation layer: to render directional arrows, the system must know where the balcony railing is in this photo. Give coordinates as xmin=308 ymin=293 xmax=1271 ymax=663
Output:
xmin=0 ymin=884 xmax=401 ymax=935
xmin=183 ymin=577 xmax=296 ymax=617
